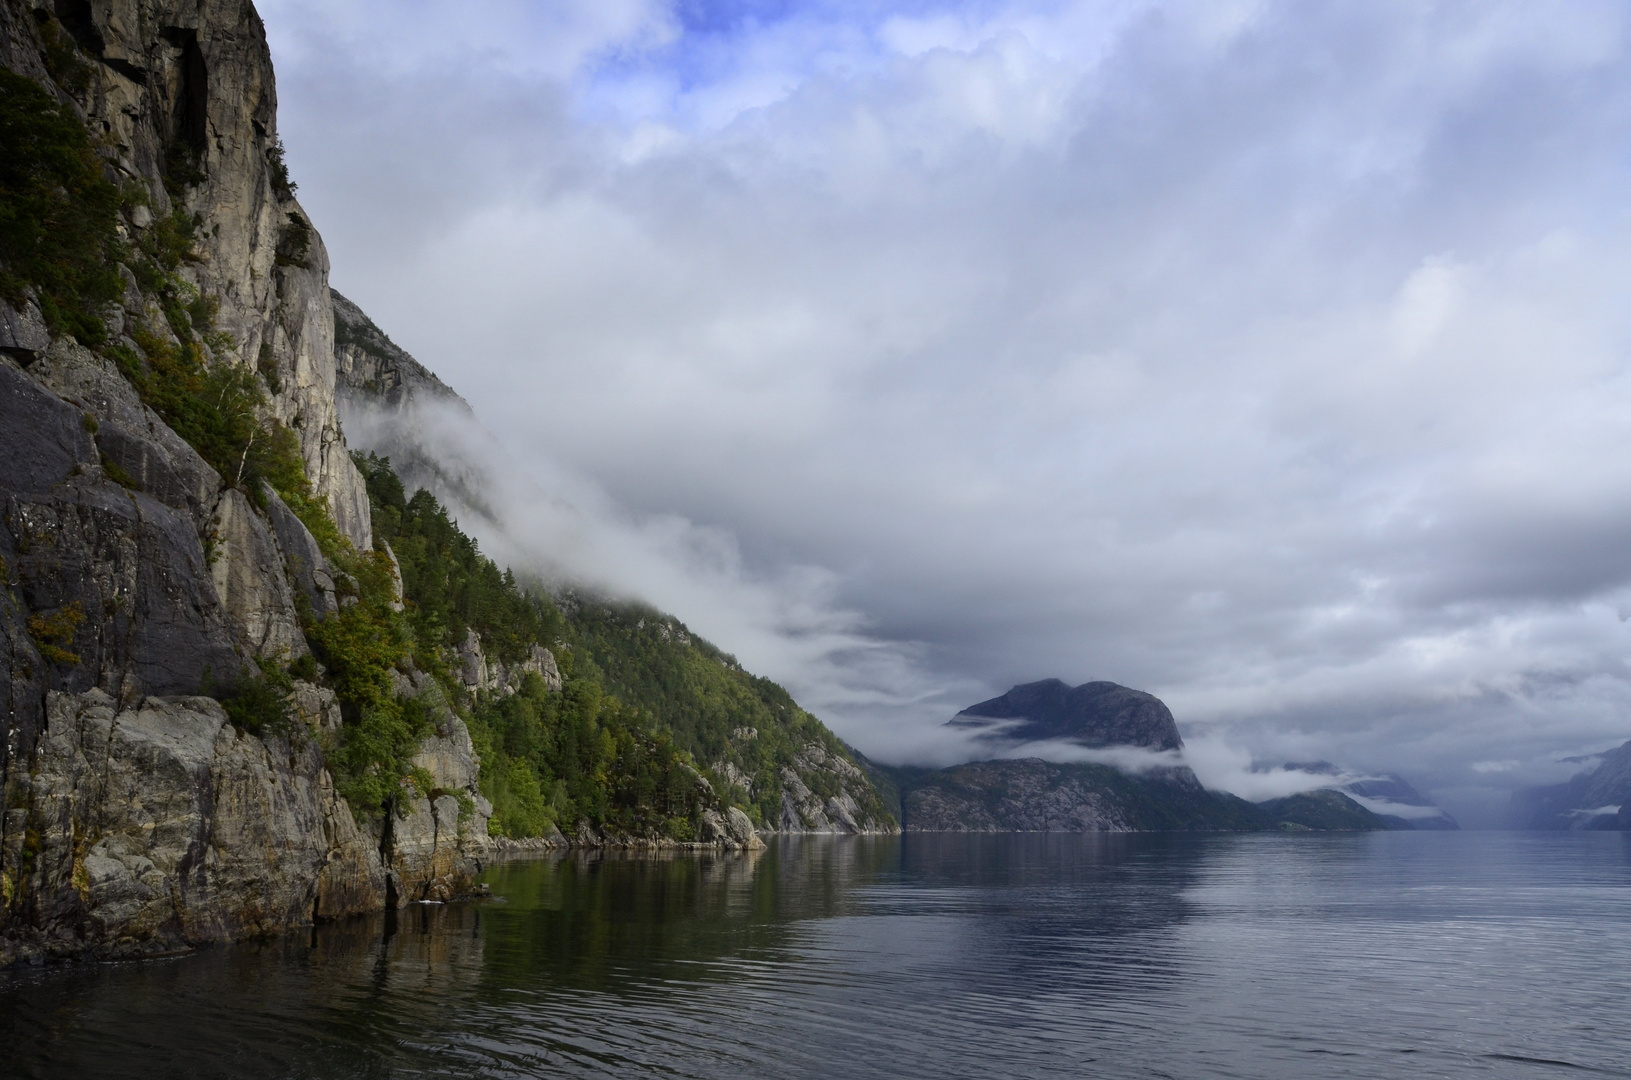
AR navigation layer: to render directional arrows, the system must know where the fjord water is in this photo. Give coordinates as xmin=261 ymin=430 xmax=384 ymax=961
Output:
xmin=4 ymin=833 xmax=1629 ymax=1079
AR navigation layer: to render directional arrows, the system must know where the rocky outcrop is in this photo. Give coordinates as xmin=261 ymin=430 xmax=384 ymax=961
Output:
xmin=0 ymin=297 xmax=51 ymax=364
xmin=900 ymin=758 xmax=1269 ymax=832
xmin=207 ymin=487 xmax=307 ymax=660
xmin=387 ymin=669 xmax=494 ymax=901
xmin=455 ymin=628 xmax=561 ymax=699
xmin=698 ymin=806 xmax=762 ymax=849
xmin=331 ymin=290 xmax=471 ymax=420
xmin=0 ymin=669 xmax=501 ymax=964
xmin=764 ymin=742 xmax=898 ymax=834
xmin=948 ymin=679 xmax=1185 ymax=751
xmin=1 ymin=688 xmax=384 ymax=966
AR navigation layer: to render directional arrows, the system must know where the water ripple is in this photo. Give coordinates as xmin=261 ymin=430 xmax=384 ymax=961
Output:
xmin=4 ymin=832 xmax=1631 ymax=1079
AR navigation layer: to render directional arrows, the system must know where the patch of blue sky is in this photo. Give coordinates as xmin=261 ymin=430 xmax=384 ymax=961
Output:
xmin=570 ymin=0 xmax=1023 ymax=131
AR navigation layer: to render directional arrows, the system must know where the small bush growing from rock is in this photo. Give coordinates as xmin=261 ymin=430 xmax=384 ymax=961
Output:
xmin=0 ymin=70 xmax=124 ymax=346
xmin=26 ymin=602 xmax=85 ymax=666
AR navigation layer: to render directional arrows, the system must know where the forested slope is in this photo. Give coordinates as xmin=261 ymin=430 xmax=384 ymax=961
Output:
xmin=354 ymin=452 xmax=896 ymax=838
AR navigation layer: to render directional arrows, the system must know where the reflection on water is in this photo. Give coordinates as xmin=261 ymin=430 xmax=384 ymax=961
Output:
xmin=3 ymin=832 xmax=1630 ymax=1079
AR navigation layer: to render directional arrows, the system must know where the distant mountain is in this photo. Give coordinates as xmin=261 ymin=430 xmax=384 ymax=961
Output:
xmin=948 ymin=679 xmax=1183 ymax=751
xmin=864 ymin=681 xmax=1391 ymax=833
xmin=1283 ymin=762 xmax=1459 ymax=830
xmin=898 ymin=759 xmax=1268 ymax=832
xmin=1257 ymin=790 xmax=1398 ymax=832
xmin=1508 ymin=740 xmax=1631 ymax=830
xmin=867 ymin=758 xmax=1395 ymax=833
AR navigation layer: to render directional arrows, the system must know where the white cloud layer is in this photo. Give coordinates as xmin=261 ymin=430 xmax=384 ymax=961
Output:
xmin=262 ymin=0 xmax=1631 ymax=825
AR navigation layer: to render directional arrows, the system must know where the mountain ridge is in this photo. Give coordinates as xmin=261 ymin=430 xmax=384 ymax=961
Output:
xmin=1508 ymin=740 xmax=1631 ymax=830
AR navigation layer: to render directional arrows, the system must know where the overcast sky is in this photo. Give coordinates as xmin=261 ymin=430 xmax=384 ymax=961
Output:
xmin=259 ymin=0 xmax=1631 ymax=824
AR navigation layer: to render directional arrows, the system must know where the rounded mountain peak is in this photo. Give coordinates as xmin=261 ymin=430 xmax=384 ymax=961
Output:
xmin=948 ymin=679 xmax=1183 ymax=751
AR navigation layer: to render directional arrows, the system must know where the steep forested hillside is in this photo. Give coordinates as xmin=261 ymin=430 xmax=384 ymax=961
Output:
xmin=353 ymin=452 xmax=895 ymax=838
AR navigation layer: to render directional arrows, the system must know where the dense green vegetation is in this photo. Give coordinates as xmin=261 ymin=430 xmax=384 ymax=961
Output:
xmin=353 ymin=452 xmax=721 ymax=836
xmin=356 ymin=455 xmax=559 ymax=667
xmin=0 ymin=69 xmax=123 ymax=345
xmin=560 ymin=601 xmax=888 ymax=825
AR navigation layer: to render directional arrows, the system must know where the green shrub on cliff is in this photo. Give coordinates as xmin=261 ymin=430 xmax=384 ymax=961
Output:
xmin=0 ymin=69 xmax=124 ymax=345
xmin=116 ymin=324 xmax=311 ymax=501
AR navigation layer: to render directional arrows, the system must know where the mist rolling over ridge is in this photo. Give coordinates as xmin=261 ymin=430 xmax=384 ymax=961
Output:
xmin=265 ymin=0 xmax=1631 ymax=827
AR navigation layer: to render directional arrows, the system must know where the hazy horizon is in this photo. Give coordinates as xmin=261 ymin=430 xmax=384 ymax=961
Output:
xmin=260 ymin=0 xmax=1631 ymax=827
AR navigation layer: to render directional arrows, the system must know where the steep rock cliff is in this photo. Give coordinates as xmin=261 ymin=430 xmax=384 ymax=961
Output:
xmin=4 ymin=0 xmax=371 ymax=547
xmin=1 ymin=0 xmax=500 ymax=963
xmin=5 ymin=688 xmax=381 ymax=964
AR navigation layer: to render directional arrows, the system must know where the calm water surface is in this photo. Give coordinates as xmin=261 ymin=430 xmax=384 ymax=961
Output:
xmin=3 ymin=831 xmax=1630 ymax=1079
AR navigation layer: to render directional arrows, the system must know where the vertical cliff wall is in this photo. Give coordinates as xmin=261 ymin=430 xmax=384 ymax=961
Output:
xmin=0 ymin=0 xmax=493 ymax=965
xmin=15 ymin=0 xmax=373 ymax=547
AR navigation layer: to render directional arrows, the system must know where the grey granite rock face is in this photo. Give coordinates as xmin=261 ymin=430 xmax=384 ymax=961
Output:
xmin=770 ymin=742 xmax=898 ymax=834
xmin=1 ymin=674 xmax=500 ymax=962
xmin=28 ymin=341 xmax=224 ymax=523
xmin=1 ymin=0 xmax=373 ymax=551
xmin=0 ymin=689 xmax=386 ymax=965
xmin=0 ymin=298 xmax=50 ymax=364
xmin=455 ymin=628 xmax=563 ymax=699
xmin=905 ymin=760 xmax=1133 ymax=832
xmin=262 ymin=486 xmax=339 ymax=618
xmin=0 ymin=5 xmax=516 ymax=963
xmin=208 ymin=488 xmax=308 ymax=661
xmin=0 ymin=361 xmax=246 ymax=702
xmin=698 ymin=806 xmax=764 ymax=850
xmin=332 ymin=290 xmax=472 ymax=419
xmin=386 ymin=669 xmax=493 ymax=902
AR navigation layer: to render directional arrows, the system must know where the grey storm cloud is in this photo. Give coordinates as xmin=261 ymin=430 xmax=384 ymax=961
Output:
xmin=260 ymin=0 xmax=1631 ymax=825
